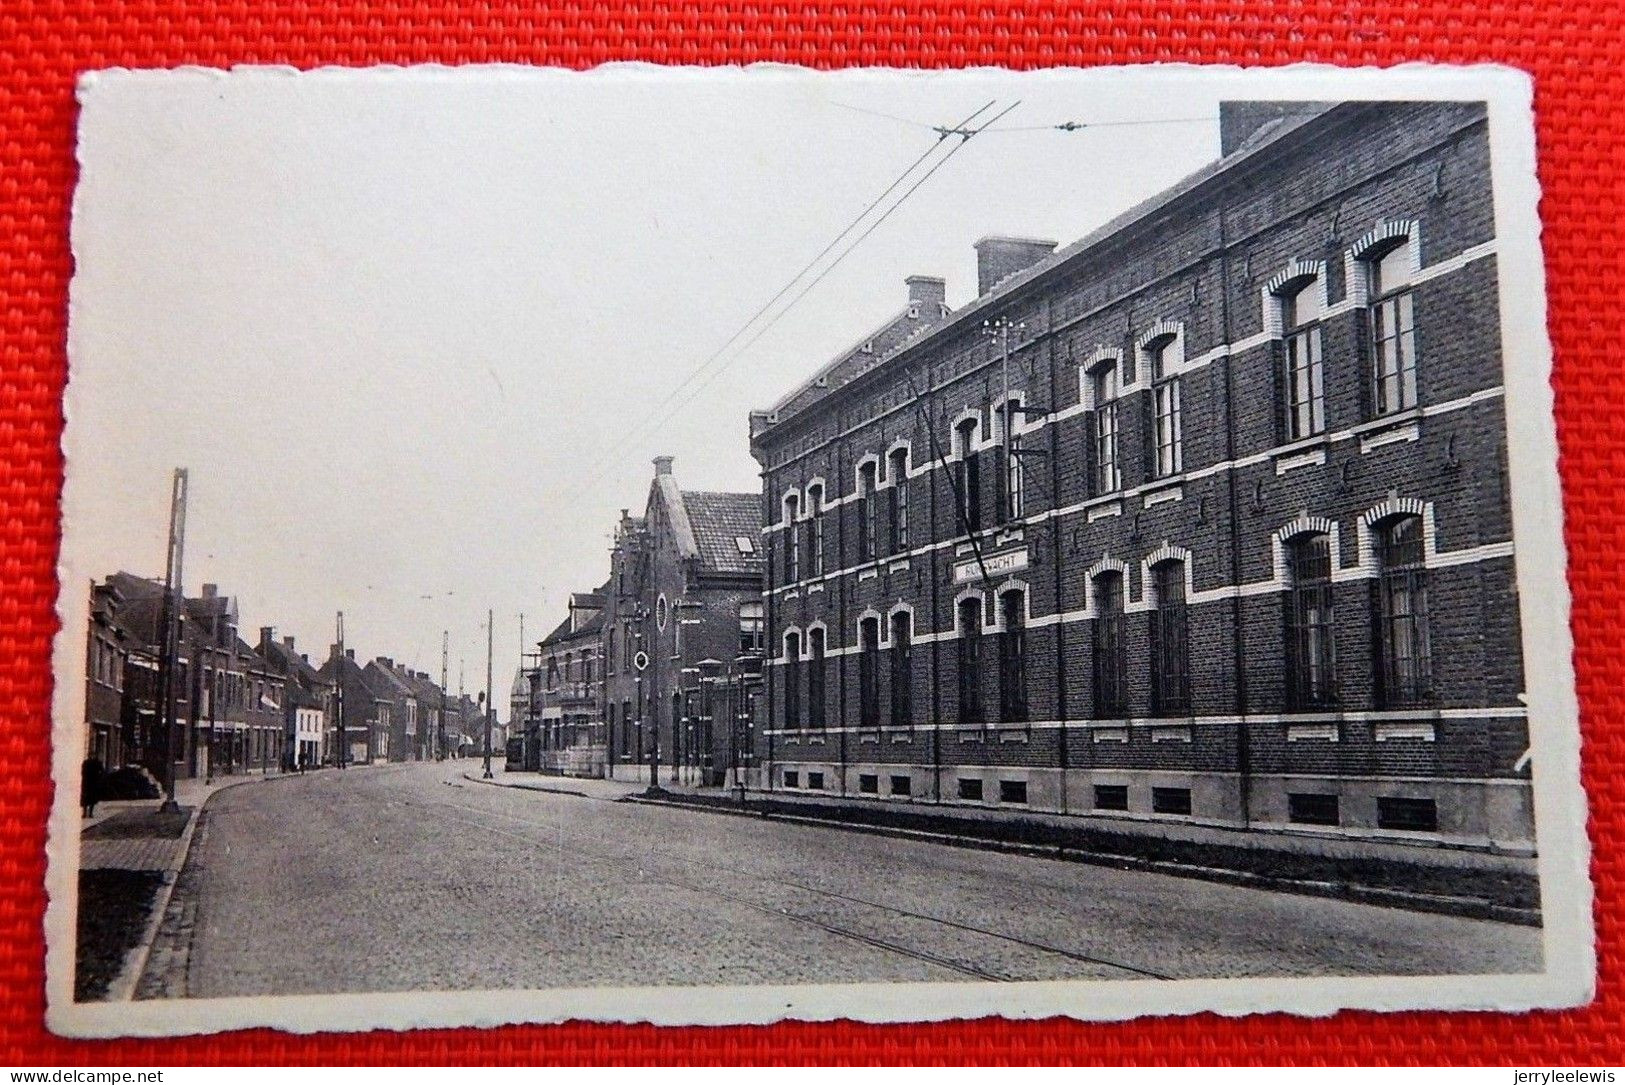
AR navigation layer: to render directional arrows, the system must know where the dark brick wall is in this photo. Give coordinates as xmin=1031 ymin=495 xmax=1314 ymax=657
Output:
xmin=750 ymin=102 xmax=1528 ymax=839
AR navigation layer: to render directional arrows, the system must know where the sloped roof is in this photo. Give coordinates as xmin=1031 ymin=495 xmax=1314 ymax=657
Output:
xmin=678 ymin=490 xmax=764 ymax=576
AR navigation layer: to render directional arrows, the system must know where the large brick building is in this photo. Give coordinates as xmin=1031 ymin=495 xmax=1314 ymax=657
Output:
xmin=749 ymin=100 xmax=1532 ymax=850
xmin=599 ymin=457 xmax=766 ymax=786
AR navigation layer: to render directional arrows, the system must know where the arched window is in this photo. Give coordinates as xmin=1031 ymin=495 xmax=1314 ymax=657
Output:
xmin=1092 ymin=572 xmax=1127 ymax=716
xmin=954 ymin=417 xmax=982 ymax=534
xmin=806 ymin=483 xmax=825 ymax=576
xmin=998 ymin=589 xmax=1027 ymax=724
xmin=858 ymin=616 xmax=881 ymax=728
xmin=1150 ymin=561 xmax=1190 ymax=715
xmin=1374 ymin=515 xmax=1432 ymax=706
xmin=857 ymin=465 xmax=877 ymax=562
xmin=782 ymin=494 xmax=801 ymax=582
xmin=889 ymin=610 xmax=912 ymax=728
xmin=1145 ymin=335 xmax=1183 ymax=478
xmin=957 ymin=597 xmax=984 ymax=726
xmin=997 ymin=399 xmax=1025 ymax=522
xmin=782 ymin=631 xmax=801 ymax=730
xmin=1088 ymin=358 xmax=1121 ymax=495
xmin=1365 ymin=238 xmax=1419 ymax=415
xmin=1279 ymin=279 xmax=1326 ymax=439
xmin=807 ymin=627 xmax=827 ymax=730
xmin=1284 ymin=532 xmax=1337 ymax=709
xmin=887 ymin=447 xmax=910 ymax=554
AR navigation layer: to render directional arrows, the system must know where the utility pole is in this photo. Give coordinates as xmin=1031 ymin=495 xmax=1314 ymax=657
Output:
xmin=439 ymin=629 xmax=448 ymax=762
xmin=483 ymin=608 xmax=494 ymax=779
xmin=335 ymin=610 xmax=346 ymax=770
xmin=152 ymin=468 xmax=188 ymax=814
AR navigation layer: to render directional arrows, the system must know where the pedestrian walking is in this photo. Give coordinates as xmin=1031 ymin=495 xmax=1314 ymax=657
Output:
xmin=80 ymin=757 xmax=104 ymax=818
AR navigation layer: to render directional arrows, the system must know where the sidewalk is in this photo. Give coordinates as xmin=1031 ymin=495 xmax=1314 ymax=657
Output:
xmin=462 ymin=765 xmax=645 ymax=801
xmin=75 ymin=766 xmax=297 ymax=1002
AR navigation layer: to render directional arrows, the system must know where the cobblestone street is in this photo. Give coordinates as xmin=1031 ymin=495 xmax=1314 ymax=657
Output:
xmin=151 ymin=761 xmax=1543 ymax=999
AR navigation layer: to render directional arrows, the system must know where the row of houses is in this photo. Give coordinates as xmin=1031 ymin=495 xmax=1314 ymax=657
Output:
xmin=84 ymin=571 xmax=494 ymax=783
xmin=515 ymin=99 xmax=1533 ymax=854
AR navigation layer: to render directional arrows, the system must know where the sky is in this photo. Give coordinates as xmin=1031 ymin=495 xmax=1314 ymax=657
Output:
xmin=66 ymin=65 xmax=1236 ymax=712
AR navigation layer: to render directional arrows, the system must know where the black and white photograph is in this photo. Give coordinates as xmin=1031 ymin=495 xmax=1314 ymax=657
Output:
xmin=47 ymin=63 xmax=1590 ymax=1036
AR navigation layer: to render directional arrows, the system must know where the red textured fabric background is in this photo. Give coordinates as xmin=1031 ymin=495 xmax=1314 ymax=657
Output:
xmin=2 ymin=0 xmax=1620 ymax=1066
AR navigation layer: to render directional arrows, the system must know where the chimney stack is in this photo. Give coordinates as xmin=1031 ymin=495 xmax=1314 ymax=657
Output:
xmin=906 ymin=275 xmax=946 ymax=313
xmin=283 ymin=635 xmax=296 ymax=651
xmin=201 ymin=583 xmax=218 ymax=600
xmin=974 ymin=236 xmax=1058 ymax=296
xmin=653 ymin=455 xmax=674 ymax=476
xmin=260 ymin=626 xmax=274 ymax=645
xmin=346 ymin=649 xmax=355 ymax=660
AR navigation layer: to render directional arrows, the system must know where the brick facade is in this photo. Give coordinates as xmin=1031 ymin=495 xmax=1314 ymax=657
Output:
xmin=749 ymin=101 xmax=1532 ymax=851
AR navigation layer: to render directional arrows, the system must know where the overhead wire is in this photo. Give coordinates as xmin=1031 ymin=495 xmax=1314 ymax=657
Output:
xmin=562 ymin=100 xmax=998 ymax=498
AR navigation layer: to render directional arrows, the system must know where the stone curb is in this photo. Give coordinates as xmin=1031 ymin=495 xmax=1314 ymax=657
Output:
xmin=621 ymin=793 xmax=1544 ymax=929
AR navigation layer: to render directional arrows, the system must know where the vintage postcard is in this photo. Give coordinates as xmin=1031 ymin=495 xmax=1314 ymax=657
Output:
xmin=48 ymin=62 xmax=1591 ymax=1037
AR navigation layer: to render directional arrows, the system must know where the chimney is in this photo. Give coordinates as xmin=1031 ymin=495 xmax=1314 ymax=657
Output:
xmin=1218 ymin=101 xmax=1333 ymax=157
xmin=330 ymin=642 xmax=343 ymax=660
xmin=653 ymin=455 xmax=674 ymax=476
xmin=906 ymin=275 xmax=946 ymax=313
xmin=377 ymin=656 xmax=393 ymax=669
xmin=346 ymin=649 xmax=355 ymax=660
xmin=201 ymin=583 xmax=218 ymax=600
xmin=260 ymin=626 xmax=274 ymax=646
xmin=974 ymin=236 xmax=1058 ymax=296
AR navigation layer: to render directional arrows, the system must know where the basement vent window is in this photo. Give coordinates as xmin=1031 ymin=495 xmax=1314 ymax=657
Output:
xmin=1151 ymin=787 xmax=1192 ymax=816
xmin=1288 ymin=792 xmax=1341 ymax=827
xmin=999 ymin=780 xmax=1028 ymax=805
xmin=1377 ymin=796 xmax=1439 ymax=832
xmin=783 ymin=771 xmax=799 ymax=789
xmin=957 ymin=778 xmax=984 ymax=801
xmin=889 ymin=775 xmax=912 ymax=797
xmin=807 ymin=772 xmax=825 ymax=791
xmin=858 ymin=773 xmax=879 ymax=795
xmin=1093 ymin=785 xmax=1129 ymax=811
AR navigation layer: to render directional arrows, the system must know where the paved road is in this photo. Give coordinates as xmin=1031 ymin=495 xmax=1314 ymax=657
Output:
xmin=168 ymin=761 xmax=1541 ymax=998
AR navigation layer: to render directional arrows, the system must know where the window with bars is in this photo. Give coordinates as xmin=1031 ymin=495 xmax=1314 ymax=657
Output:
xmin=1281 ymin=283 xmax=1326 ymax=440
xmin=782 ymin=633 xmax=801 ymax=730
xmin=858 ymin=616 xmax=880 ymax=729
xmin=1150 ymin=560 xmax=1190 ymax=715
xmin=858 ymin=464 xmax=877 ymax=561
xmin=1375 ymin=515 xmax=1433 ymax=706
xmin=957 ymin=597 xmax=984 ymax=726
xmin=1368 ymin=243 xmax=1419 ymax=415
xmin=1147 ymin=338 xmax=1183 ymax=478
xmin=1092 ymin=572 xmax=1128 ymax=717
xmin=1284 ymin=533 xmax=1338 ymax=709
xmin=807 ymin=484 xmax=825 ymax=576
xmin=1090 ymin=360 xmax=1121 ymax=494
xmin=890 ymin=610 xmax=912 ymax=728
xmin=998 ymin=590 xmax=1027 ymax=724
xmin=954 ymin=418 xmax=982 ymax=533
xmin=888 ymin=448 xmax=910 ymax=554
xmin=808 ymin=627 xmax=827 ymax=729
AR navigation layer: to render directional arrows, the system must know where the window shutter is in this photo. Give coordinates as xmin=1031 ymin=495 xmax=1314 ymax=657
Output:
xmin=1142 ymin=391 xmax=1157 ymax=482
xmin=1271 ymin=340 xmax=1289 ymax=445
xmin=1084 ymin=410 xmax=1099 ymax=497
xmin=1369 ymin=577 xmax=1387 ymax=709
xmin=1148 ymin=606 xmax=1162 ymax=714
xmin=1354 ymin=309 xmax=1375 ymax=421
